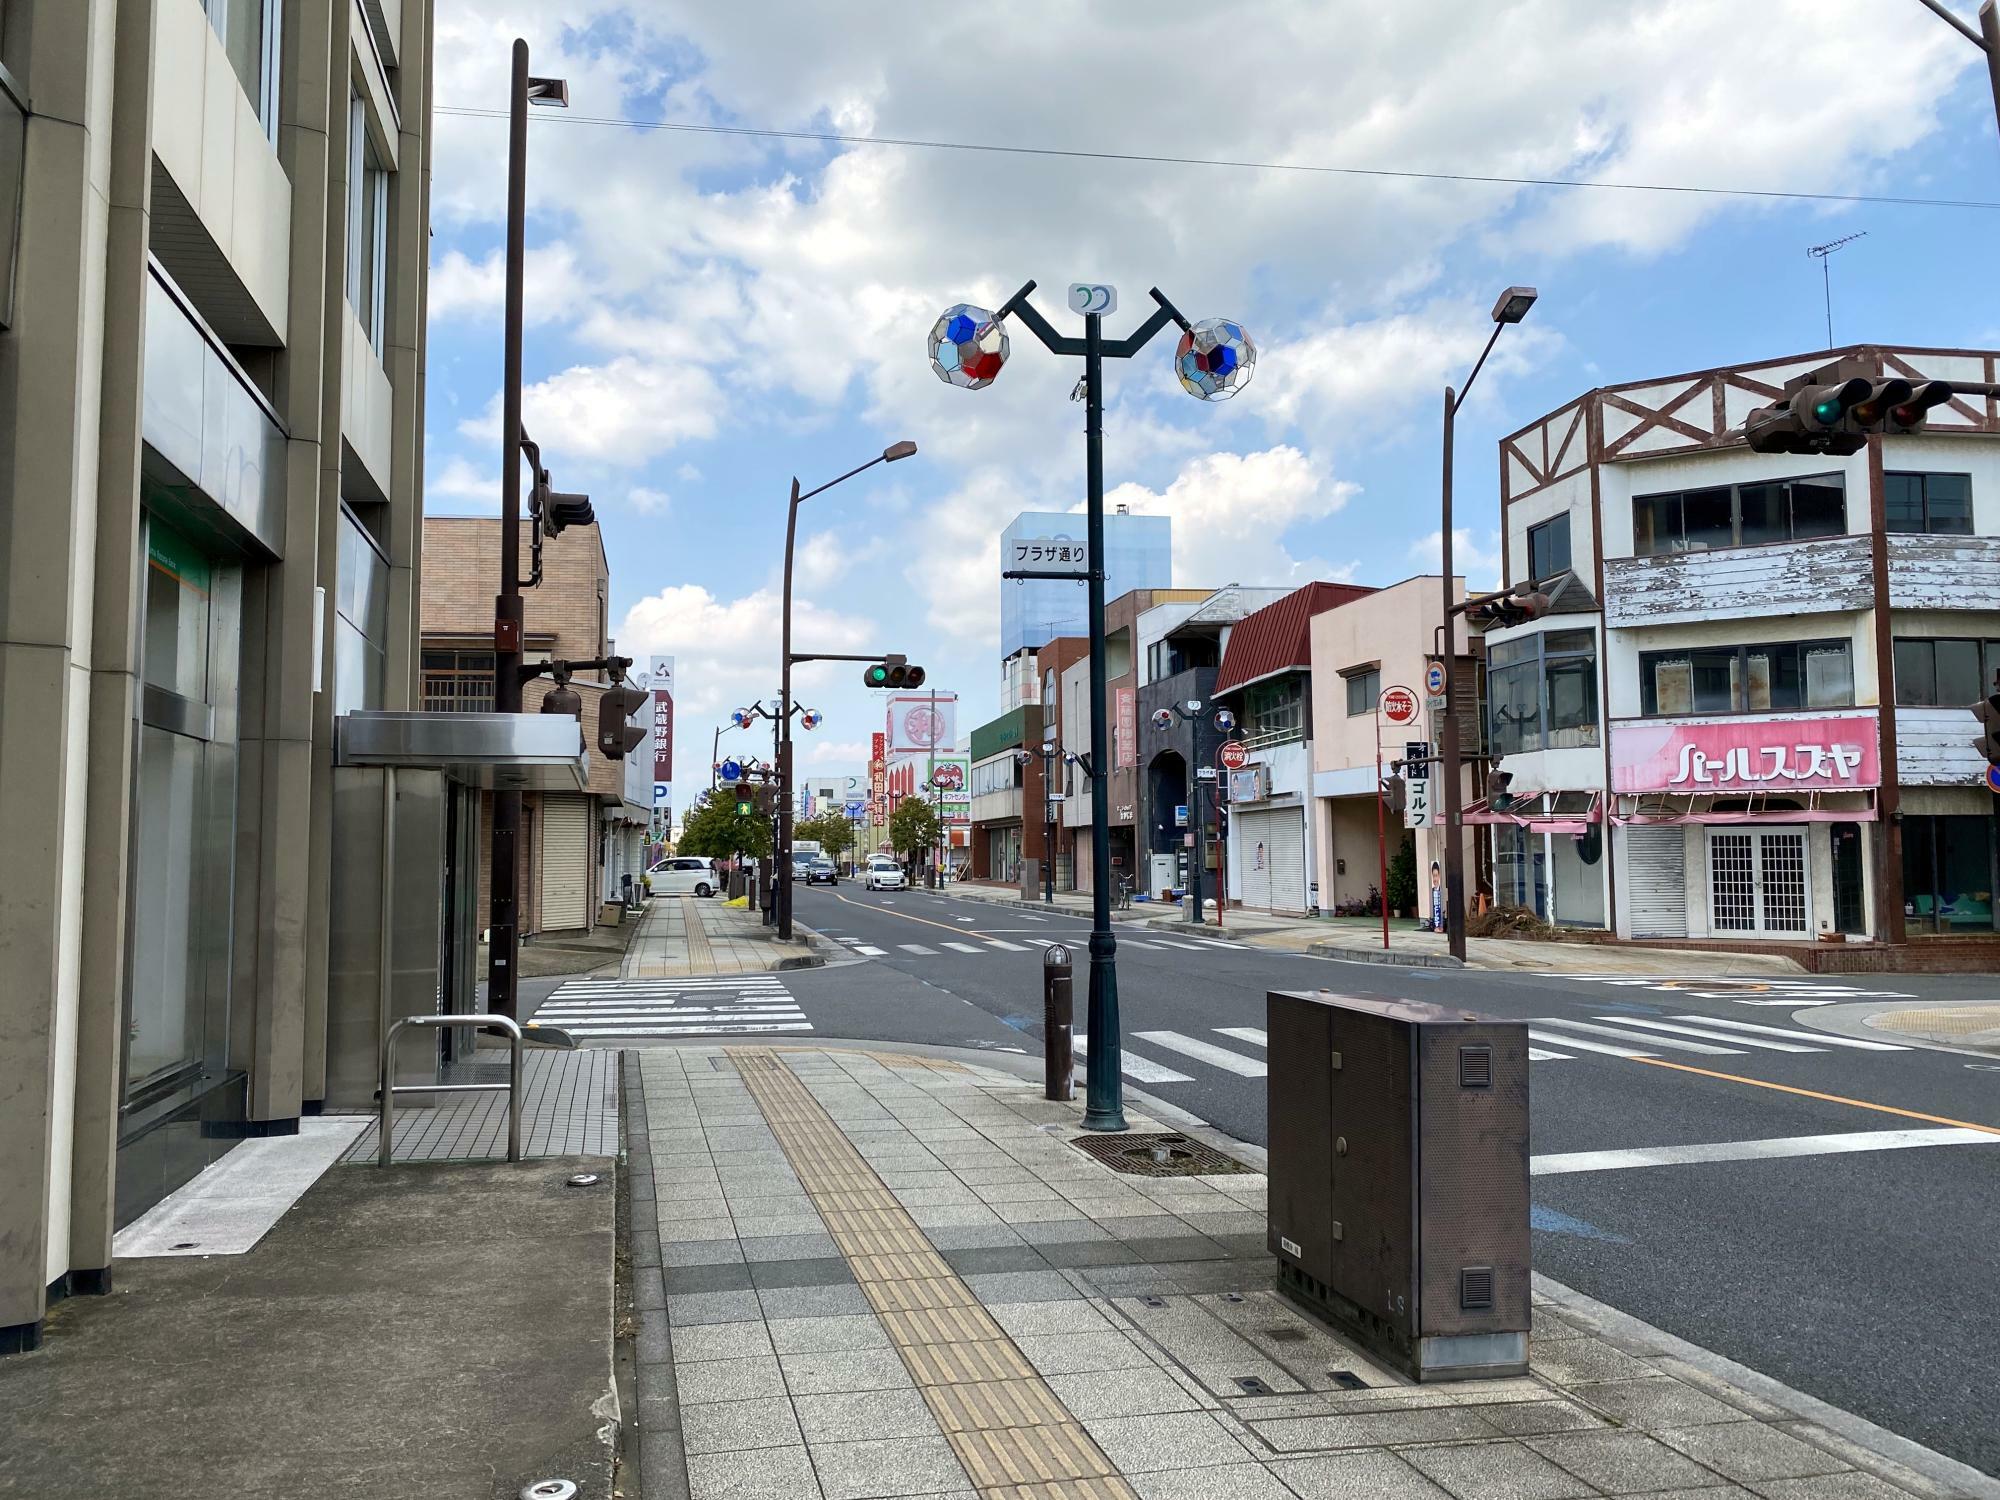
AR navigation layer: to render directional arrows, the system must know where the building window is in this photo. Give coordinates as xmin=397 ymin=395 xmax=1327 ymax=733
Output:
xmin=1633 ymin=474 xmax=1845 ymax=556
xmin=1884 ymin=472 xmax=1973 ymax=536
xmin=1641 ymin=639 xmax=1853 ymax=717
xmin=970 ymin=757 xmax=1022 ymax=797
xmin=1892 ymin=637 xmax=2000 ymax=707
xmin=1344 ymin=667 xmax=1380 ymax=717
xmin=1901 ymin=815 xmax=1995 ymax=933
xmin=1246 ymin=677 xmax=1304 ymax=743
xmin=333 ymin=509 xmax=389 ymax=714
xmin=1486 ymin=629 xmax=1599 ymax=755
xmin=203 ymin=0 xmax=279 ymax=139
xmin=1527 ymin=513 xmax=1571 ymax=581
xmin=422 ymin=649 xmax=496 ymax=712
xmin=347 ymin=95 xmax=389 ymax=352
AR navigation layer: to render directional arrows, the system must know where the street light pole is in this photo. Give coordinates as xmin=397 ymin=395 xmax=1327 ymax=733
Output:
xmin=1916 ymin=0 xmax=2000 ymax=146
xmin=1438 ymin=286 xmax=1537 ymax=965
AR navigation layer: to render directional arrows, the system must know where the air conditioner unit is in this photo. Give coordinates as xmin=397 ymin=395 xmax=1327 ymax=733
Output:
xmin=1266 ymin=989 xmax=1530 ymax=1381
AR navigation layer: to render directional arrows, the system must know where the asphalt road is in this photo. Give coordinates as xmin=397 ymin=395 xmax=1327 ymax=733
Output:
xmin=779 ymin=882 xmax=2000 ymax=1478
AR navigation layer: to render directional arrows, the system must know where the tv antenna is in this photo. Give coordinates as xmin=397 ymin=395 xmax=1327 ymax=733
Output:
xmin=1807 ymin=231 xmax=1866 ymax=347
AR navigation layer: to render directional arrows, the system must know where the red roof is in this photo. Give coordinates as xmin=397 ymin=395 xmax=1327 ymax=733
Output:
xmin=1212 ymin=582 xmax=1374 ymax=696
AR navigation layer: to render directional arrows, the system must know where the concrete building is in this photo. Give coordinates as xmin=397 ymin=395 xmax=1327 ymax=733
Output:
xmin=0 ymin=0 xmax=435 ymax=1350
xmin=1308 ymin=577 xmax=1480 ymax=920
xmin=419 ymin=517 xmax=650 ymax=931
xmin=1032 ymin=636 xmax=1088 ymax=890
xmin=968 ymin=705 xmax=1047 ymax=889
xmin=999 ymin=507 xmax=1170 ymax=659
xmin=1493 ymin=344 xmax=2000 ymax=952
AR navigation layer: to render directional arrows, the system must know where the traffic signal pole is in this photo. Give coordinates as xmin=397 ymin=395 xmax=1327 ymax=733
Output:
xmin=1439 ymin=383 xmax=1467 ymax=964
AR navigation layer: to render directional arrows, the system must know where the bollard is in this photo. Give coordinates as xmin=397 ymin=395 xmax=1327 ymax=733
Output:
xmin=1042 ymin=943 xmax=1074 ymax=1101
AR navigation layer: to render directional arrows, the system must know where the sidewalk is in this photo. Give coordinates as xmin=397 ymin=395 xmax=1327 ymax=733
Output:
xmin=625 ymin=894 xmax=830 ymax=978
xmin=627 ymin=1044 xmax=1993 ymax=1500
xmin=938 ymin=883 xmax=1807 ymax=976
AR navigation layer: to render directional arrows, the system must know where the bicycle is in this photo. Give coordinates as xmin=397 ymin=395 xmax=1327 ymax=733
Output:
xmin=1114 ymin=874 xmax=1135 ymax=911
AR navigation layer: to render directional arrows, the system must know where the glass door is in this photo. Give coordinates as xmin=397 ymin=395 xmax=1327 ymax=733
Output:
xmin=1707 ymin=827 xmax=1810 ymax=936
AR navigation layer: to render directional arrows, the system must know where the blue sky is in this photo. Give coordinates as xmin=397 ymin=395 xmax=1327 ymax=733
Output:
xmin=420 ymin=2 xmax=2000 ymax=802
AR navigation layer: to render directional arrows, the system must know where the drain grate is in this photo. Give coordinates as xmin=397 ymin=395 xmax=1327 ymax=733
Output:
xmin=1328 ymin=1370 xmax=1368 ymax=1390
xmin=1263 ymin=1326 xmax=1307 ymax=1344
xmin=1069 ymin=1131 xmax=1255 ymax=1177
xmin=1234 ymin=1376 xmax=1273 ymax=1395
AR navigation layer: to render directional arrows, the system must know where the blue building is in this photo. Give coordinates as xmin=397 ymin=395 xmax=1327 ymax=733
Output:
xmin=999 ymin=508 xmax=1171 ymax=659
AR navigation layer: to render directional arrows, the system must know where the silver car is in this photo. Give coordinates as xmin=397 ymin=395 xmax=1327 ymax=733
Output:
xmin=864 ymin=858 xmax=906 ymax=891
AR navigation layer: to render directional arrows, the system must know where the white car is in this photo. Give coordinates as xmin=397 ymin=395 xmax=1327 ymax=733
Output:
xmin=864 ymin=859 xmax=906 ymax=892
xmin=649 ymin=856 xmax=717 ymax=897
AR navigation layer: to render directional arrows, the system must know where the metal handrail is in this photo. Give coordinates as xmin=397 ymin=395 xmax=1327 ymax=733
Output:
xmin=379 ymin=1013 xmax=522 ymax=1166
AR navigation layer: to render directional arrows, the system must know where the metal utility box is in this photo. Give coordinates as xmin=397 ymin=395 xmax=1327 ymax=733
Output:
xmin=1266 ymin=989 xmax=1529 ymax=1381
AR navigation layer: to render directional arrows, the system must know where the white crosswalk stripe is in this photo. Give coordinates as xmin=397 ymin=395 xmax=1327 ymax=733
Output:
xmin=1136 ymin=1031 xmax=1267 ymax=1076
xmin=1532 ymin=1017 xmax=1743 ymax=1055
xmin=1214 ymin=1027 xmax=1267 ymax=1047
xmin=898 ymin=943 xmax=938 ymax=955
xmin=1596 ymin=1016 xmax=1817 ymax=1052
xmin=983 ymin=939 xmax=1030 ymax=951
xmin=1528 ymin=1028 xmax=1658 ymax=1059
xmin=942 ymin=942 xmax=984 ymax=954
xmin=1557 ymin=975 xmax=1917 ymax=1003
xmin=1153 ymin=939 xmax=1209 ymax=951
xmin=534 ymin=976 xmax=810 ymax=1037
xmin=1070 ymin=1034 xmax=1193 ymax=1084
xmin=1667 ymin=1014 xmax=1909 ymax=1051
xmin=1529 ymin=1047 xmax=1575 ymax=1062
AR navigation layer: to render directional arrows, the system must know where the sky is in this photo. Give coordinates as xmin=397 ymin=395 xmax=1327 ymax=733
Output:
xmin=420 ymin=1 xmax=2000 ymax=803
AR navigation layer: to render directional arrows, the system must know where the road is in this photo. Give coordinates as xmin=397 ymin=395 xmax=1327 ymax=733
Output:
xmin=549 ymin=883 xmax=2000 ymax=1477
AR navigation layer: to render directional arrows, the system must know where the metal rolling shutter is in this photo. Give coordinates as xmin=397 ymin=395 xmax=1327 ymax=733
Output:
xmin=1237 ymin=809 xmax=1276 ymax=911
xmin=1624 ymin=825 xmax=1687 ymax=938
xmin=541 ymin=794 xmax=591 ymax=931
xmin=1265 ymin=806 xmax=1308 ymax=912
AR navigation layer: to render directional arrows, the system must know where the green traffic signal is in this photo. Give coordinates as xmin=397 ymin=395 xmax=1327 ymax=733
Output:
xmin=1811 ymin=397 xmax=1842 ymax=424
xmin=865 ymin=664 xmax=890 ymax=687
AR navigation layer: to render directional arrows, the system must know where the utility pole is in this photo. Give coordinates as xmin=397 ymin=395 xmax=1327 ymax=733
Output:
xmin=1916 ymin=0 xmax=2000 ymax=148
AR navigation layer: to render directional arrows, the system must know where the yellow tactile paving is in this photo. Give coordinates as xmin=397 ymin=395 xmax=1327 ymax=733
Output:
xmin=726 ymin=1046 xmax=1135 ymax=1500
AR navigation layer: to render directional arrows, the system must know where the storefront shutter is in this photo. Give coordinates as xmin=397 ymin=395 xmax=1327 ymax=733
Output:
xmin=1625 ymin=825 xmax=1687 ymax=938
xmin=1266 ymin=807 xmax=1308 ymax=913
xmin=541 ymin=794 xmax=591 ymax=931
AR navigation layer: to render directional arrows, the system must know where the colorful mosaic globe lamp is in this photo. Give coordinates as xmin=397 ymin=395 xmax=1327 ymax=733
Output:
xmin=1175 ymin=318 xmax=1256 ymax=401
xmin=927 ymin=304 xmax=1010 ymax=389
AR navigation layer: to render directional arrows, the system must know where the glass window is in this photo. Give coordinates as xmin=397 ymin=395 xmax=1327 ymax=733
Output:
xmin=203 ymin=0 xmax=278 ymax=135
xmin=129 ymin=726 xmax=207 ymax=1090
xmin=1885 ymin=472 xmax=1974 ymax=535
xmin=1248 ymin=677 xmax=1303 ymax=740
xmin=333 ymin=508 xmax=389 ymax=715
xmin=1683 ymin=487 xmax=1734 ymax=551
xmin=422 ymin=649 xmax=495 ymax=712
xmin=1895 ymin=637 xmax=2000 ymax=706
xmin=1527 ymin=513 xmax=1571 ymax=581
xmin=347 ymin=95 xmax=389 ymax=352
xmin=1806 ymin=645 xmax=1853 ymax=708
xmin=1344 ymin=668 xmax=1379 ymax=717
xmin=143 ymin=519 xmax=212 ymax=701
xmin=1633 ymin=475 xmax=1846 ymax=555
xmin=1635 ymin=493 xmax=1682 ymax=555
xmin=1792 ymin=478 xmax=1846 ymax=538
xmin=1485 ymin=630 xmax=1599 ymax=753
xmin=1936 ymin=639 xmax=1984 ymax=705
xmin=1642 ymin=640 xmax=1853 ymax=715
xmin=1902 ymin=814 xmax=1995 ymax=933
xmin=1738 ymin=484 xmax=1787 ymax=548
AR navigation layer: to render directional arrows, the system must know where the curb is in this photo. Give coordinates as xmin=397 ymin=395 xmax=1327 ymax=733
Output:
xmin=1306 ymin=940 xmax=1465 ymax=970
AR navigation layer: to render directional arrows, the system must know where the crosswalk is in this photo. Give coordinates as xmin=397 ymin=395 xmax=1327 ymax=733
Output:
xmin=1555 ymin=975 xmax=1917 ymax=1005
xmin=825 ymin=932 xmax=1249 ymax=962
xmin=532 ymin=975 xmax=810 ymax=1037
xmin=1065 ymin=1010 xmax=1909 ymax=1091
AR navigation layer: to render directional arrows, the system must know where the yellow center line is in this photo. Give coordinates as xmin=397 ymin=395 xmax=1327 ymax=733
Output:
xmin=1630 ymin=1055 xmax=2000 ymax=1136
xmin=824 ymin=887 xmax=1008 ymax=945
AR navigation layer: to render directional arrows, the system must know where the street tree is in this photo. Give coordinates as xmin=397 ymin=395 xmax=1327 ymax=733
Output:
xmin=676 ymin=787 xmax=771 ymax=862
xmin=888 ymin=794 xmax=940 ymax=867
xmin=795 ymin=811 xmax=855 ymax=861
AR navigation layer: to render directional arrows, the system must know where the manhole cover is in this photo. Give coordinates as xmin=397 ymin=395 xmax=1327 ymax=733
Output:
xmin=1070 ymin=1131 xmax=1254 ymax=1177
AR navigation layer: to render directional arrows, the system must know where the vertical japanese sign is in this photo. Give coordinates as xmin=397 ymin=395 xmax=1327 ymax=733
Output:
xmin=870 ymin=731 xmax=887 ymax=822
xmin=1115 ymin=687 xmax=1137 ymax=769
xmin=649 ymin=655 xmax=675 ymax=833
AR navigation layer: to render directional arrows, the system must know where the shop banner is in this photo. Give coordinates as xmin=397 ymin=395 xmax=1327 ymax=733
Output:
xmin=887 ymin=692 xmax=956 ymax=755
xmin=649 ymin=655 xmax=675 ymax=827
xmin=1611 ymin=712 xmax=1880 ymax=794
xmin=1115 ymin=687 xmax=1136 ymax=769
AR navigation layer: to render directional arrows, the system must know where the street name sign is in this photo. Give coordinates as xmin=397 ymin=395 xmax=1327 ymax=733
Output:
xmin=1068 ymin=283 xmax=1117 ymax=315
xmin=1196 ymin=766 xmax=1218 ymax=781
xmin=1008 ymin=537 xmax=1088 ymax=569
xmin=1380 ymin=686 xmax=1420 ymax=725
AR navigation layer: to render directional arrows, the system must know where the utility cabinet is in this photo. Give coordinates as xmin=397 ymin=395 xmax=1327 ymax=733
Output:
xmin=1266 ymin=989 xmax=1530 ymax=1381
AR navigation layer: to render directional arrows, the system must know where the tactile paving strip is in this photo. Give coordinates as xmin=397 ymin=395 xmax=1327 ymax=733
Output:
xmin=729 ymin=1047 xmax=1140 ymax=1500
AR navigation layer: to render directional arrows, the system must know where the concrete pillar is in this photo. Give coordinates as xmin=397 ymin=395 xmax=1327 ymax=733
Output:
xmin=0 ymin=0 xmax=119 ymax=1350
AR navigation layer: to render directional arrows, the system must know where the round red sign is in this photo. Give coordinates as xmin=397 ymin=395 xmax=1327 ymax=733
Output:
xmin=1380 ymin=686 xmax=1420 ymax=725
xmin=1217 ymin=740 xmax=1250 ymax=771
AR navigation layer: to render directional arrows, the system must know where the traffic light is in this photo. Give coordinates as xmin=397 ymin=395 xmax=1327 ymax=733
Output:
xmin=1383 ymin=777 xmax=1406 ymax=816
xmin=596 ymin=680 xmax=648 ymax=759
xmin=540 ymin=488 xmax=596 ymax=536
xmin=734 ymin=789 xmax=755 ymax=817
xmin=862 ymin=654 xmax=926 ymax=689
xmin=1743 ymin=360 xmax=1958 ymax=455
xmin=1464 ymin=586 xmax=1551 ymax=631
xmin=1489 ymin=769 xmax=1516 ymax=813
xmin=1974 ymin=676 xmax=2000 ymax=770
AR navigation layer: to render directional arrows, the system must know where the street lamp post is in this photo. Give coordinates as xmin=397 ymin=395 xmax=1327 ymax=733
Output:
xmin=1439 ymin=286 xmax=1537 ymax=965
xmin=1155 ymin=701 xmax=1237 ymax=924
xmin=1916 ymin=0 xmax=2000 ymax=147
xmin=485 ymin=41 xmax=569 ymax=1022
xmin=929 ymin=285 xmax=1255 ymax=1131
xmin=779 ymin=442 xmax=917 ymax=938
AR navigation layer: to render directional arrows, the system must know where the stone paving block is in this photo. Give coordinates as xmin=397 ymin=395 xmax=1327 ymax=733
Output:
xmin=748 ymin=1256 xmax=857 ymax=1291
xmin=1015 ymin=1330 xmax=1159 ymax=1376
xmin=742 ymin=1231 xmax=840 ymax=1262
xmin=1037 ymin=1239 xmax=1144 ymax=1270
xmin=781 ymin=1347 xmax=917 ymax=1395
xmin=1747 ymin=1476 xmax=1913 ymax=1499
xmin=666 ymin=1261 xmax=758 ymax=1295
xmin=971 ymin=1181 xmax=1064 ymax=1204
xmin=992 ymin=1199 xmax=1094 ymax=1225
xmin=810 ymin=1435 xmax=972 ymax=1499
xmin=664 ymin=1216 xmax=740 ymax=1244
xmin=759 ymin=1284 xmax=872 ymax=1320
xmin=1576 ymin=1377 xmax=1762 ymax=1431
xmin=794 ymin=1387 xmax=943 ymax=1444
xmin=989 ymin=1299 xmax=1115 ymax=1339
xmin=669 ymin=1289 xmax=767 ymax=1326
xmin=1524 ymin=1429 xmax=1724 ymax=1493
xmin=681 ymin=1394 xmax=805 ymax=1455
xmin=1271 ymin=1452 xmax=1454 ymax=1499
xmin=942 ymin=1245 xmax=1052 ymax=1276
xmin=1044 ymin=1367 xmax=1210 ymax=1420
xmin=1655 ymin=1421 xmax=1854 ymax=1484
xmin=1082 ymin=1411 xmax=1256 ymax=1473
xmin=922 ymin=1223 xmax=1029 ymax=1251
xmin=1469 ymin=1401 xmax=1608 ymax=1438
xmin=908 ymin=1203 xmax=1006 ymax=1229
xmin=677 ymin=1354 xmax=789 ymax=1406
xmin=1253 ymin=1406 xmax=1497 ymax=1452
xmin=768 ymin=1313 xmax=892 ymax=1355
xmin=1529 ymin=1337 xmax=1663 ymax=1387
xmin=963 ymin=1270 xmax=1084 ymax=1304
xmin=1130 ymin=1463 xmax=1296 ymax=1500
xmin=685 ymin=1442 xmax=825 ymax=1500
xmin=672 ymin=1320 xmax=776 ymax=1362
xmin=1397 ymin=1439 xmax=1598 ymax=1499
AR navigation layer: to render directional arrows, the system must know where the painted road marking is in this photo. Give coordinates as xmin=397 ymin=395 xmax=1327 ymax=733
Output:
xmin=1559 ymin=975 xmax=1917 ymax=1001
xmin=1189 ymin=938 xmax=1246 ymax=949
xmin=1528 ymin=1028 xmax=1659 ymax=1059
xmin=1597 ymin=1016 xmax=1819 ymax=1053
xmin=536 ymin=977 xmax=809 ymax=1036
xmin=1071 ymin=1034 xmax=1193 ymax=1084
xmin=1154 ymin=940 xmax=1209 ymax=952
xmin=1631 ymin=1057 xmax=2000 ymax=1136
xmin=1533 ymin=1018 xmax=1743 ymax=1056
xmin=1529 ymin=1047 xmax=1575 ymax=1061
xmin=898 ymin=943 xmax=939 ymax=956
xmin=1135 ymin=1030 xmax=1267 ymax=1077
xmin=983 ymin=939 xmax=1030 ymax=951
xmin=854 ymin=945 xmax=887 ymax=956
xmin=1214 ymin=1027 xmax=1268 ymax=1047
xmin=943 ymin=942 xmax=984 ymax=954
xmin=1530 ymin=1127 xmax=2000 ymax=1177
xmin=1670 ymin=1014 xmax=1910 ymax=1051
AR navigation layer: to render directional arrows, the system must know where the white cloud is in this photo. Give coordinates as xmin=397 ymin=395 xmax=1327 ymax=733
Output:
xmin=1106 ymin=446 xmax=1360 ymax=590
xmin=807 ymin=738 xmax=869 ymax=767
xmin=627 ymin=486 xmax=671 ymax=515
xmin=429 ymin=243 xmax=592 ymax=325
xmin=1407 ymin=528 xmax=1503 ymax=593
xmin=425 ymin=454 xmax=496 ymax=511
xmin=676 ymin=463 xmax=704 ymax=484
xmin=458 ymin=356 xmax=726 ymax=466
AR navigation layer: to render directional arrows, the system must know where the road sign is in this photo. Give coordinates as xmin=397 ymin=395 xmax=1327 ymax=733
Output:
xmin=844 ymin=799 xmax=865 ymax=818
xmin=1988 ymin=764 xmax=2000 ymax=794
xmin=1195 ymin=766 xmax=1218 ymax=781
xmin=718 ymin=758 xmax=744 ymax=785
xmin=1405 ymin=775 xmax=1434 ymax=829
xmin=1068 ymin=283 xmax=1118 ymax=315
xmin=1218 ymin=740 xmax=1250 ymax=771
xmin=1426 ymin=694 xmax=1446 ymax=718
xmin=1424 ymin=659 xmax=1447 ymax=696
xmin=1380 ymin=685 xmax=1420 ymax=725
xmin=1174 ymin=804 xmax=1188 ymax=828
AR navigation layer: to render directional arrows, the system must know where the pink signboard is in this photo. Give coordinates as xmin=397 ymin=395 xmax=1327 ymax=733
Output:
xmin=1115 ymin=687 xmax=1137 ymax=769
xmin=1611 ymin=712 xmax=1880 ymax=795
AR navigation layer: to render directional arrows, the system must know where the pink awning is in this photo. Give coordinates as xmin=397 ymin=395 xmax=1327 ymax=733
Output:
xmin=1463 ymin=792 xmax=1601 ymax=833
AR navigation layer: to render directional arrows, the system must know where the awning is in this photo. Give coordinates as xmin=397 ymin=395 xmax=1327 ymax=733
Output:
xmin=335 ymin=711 xmax=590 ymax=791
xmin=1462 ymin=790 xmax=1601 ymax=835
xmin=1612 ymin=789 xmax=1877 ymax=825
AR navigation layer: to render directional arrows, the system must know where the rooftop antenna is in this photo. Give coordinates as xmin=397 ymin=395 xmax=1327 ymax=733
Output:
xmin=1807 ymin=231 xmax=1867 ymax=348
